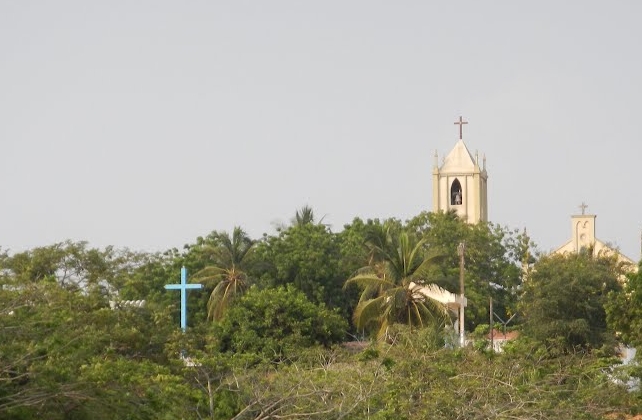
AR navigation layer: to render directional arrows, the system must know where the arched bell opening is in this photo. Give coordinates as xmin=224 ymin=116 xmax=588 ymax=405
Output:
xmin=451 ymin=179 xmax=463 ymax=206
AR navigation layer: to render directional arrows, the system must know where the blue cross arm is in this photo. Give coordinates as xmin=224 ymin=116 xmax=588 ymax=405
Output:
xmin=165 ymin=284 xmax=203 ymax=290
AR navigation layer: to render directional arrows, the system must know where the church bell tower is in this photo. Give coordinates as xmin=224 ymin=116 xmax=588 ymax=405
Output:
xmin=432 ymin=117 xmax=488 ymax=224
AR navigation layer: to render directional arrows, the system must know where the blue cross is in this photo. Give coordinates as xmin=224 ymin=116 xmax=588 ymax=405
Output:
xmin=164 ymin=266 xmax=203 ymax=331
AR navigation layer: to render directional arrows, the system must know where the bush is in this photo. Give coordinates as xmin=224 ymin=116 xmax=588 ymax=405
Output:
xmin=214 ymin=285 xmax=347 ymax=362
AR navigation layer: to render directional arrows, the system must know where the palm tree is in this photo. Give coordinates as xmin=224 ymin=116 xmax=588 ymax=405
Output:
xmin=345 ymin=226 xmax=450 ymax=339
xmin=292 ymin=205 xmax=314 ymax=226
xmin=291 ymin=205 xmax=328 ymax=228
xmin=292 ymin=205 xmax=316 ymax=227
xmin=195 ymin=227 xmax=255 ymax=321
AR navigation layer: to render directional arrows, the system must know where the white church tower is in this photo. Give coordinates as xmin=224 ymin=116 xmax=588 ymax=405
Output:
xmin=432 ymin=117 xmax=488 ymax=224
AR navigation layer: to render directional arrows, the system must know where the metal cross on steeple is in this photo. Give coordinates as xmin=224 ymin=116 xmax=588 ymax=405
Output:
xmin=579 ymin=202 xmax=588 ymax=215
xmin=454 ymin=116 xmax=468 ymax=140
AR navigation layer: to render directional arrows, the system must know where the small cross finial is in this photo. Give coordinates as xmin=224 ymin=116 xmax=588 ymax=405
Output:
xmin=579 ymin=202 xmax=588 ymax=215
xmin=454 ymin=116 xmax=468 ymax=140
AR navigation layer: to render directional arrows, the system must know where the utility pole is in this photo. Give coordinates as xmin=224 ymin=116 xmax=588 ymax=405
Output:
xmin=458 ymin=242 xmax=466 ymax=347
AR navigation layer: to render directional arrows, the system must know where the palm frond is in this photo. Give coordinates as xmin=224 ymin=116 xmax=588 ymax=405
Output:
xmin=194 ymin=266 xmax=227 ymax=278
xmin=409 ymin=284 xmax=450 ymax=319
xmin=409 ymin=301 xmax=425 ymax=329
xmin=345 ymin=274 xmax=395 ymax=291
xmin=376 ymin=318 xmax=392 ymax=340
xmin=293 ymin=205 xmax=315 ymax=226
xmin=230 ymin=226 xmax=255 ymax=264
xmin=406 ymin=236 xmax=427 ymax=268
xmin=411 ymin=251 xmax=447 ymax=282
xmin=353 ymin=296 xmax=386 ymax=330
xmin=207 ymin=283 xmax=228 ymax=321
xmin=207 ymin=276 xmax=249 ymax=321
xmin=357 ymin=284 xmax=382 ymax=304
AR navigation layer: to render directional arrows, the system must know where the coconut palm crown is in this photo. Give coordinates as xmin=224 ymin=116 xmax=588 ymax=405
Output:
xmin=195 ymin=227 xmax=255 ymax=321
xmin=345 ymin=226 xmax=450 ymax=339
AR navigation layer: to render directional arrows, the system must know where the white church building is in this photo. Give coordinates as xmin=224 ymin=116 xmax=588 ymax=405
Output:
xmin=431 ymin=116 xmax=636 ymax=267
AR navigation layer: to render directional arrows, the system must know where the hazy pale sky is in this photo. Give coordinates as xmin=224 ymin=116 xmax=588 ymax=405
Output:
xmin=1 ymin=1 xmax=641 ymax=260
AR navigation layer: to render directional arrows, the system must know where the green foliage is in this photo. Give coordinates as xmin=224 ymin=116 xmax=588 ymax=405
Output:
xmin=214 ymin=285 xmax=347 ymax=362
xmin=606 ymin=261 xmax=642 ymax=346
xmin=358 ymin=346 xmax=380 ymax=361
xmin=520 ymin=252 xmax=622 ymax=352
xmin=78 ymin=358 xmax=196 ymax=419
xmin=1 ymin=241 xmax=145 ymax=294
xmin=408 ymin=211 xmax=528 ymax=330
xmin=0 ymin=280 xmax=182 ymax=419
xmin=192 ymin=227 xmax=256 ymax=321
xmin=384 ymin=323 xmax=448 ymax=352
xmin=116 ymin=249 xmax=208 ymax=328
xmin=218 ymin=341 xmax=634 ymax=420
xmin=346 ymin=225 xmax=451 ymax=339
xmin=115 ymin=251 xmax=172 ymax=298
xmin=337 ymin=217 xmax=388 ymax=281
xmin=292 ymin=204 xmax=318 ymax=226
xmin=3 ymin=210 xmax=635 ymax=419
xmin=472 ymin=323 xmax=490 ymax=337
xmin=252 ymin=222 xmax=348 ymax=311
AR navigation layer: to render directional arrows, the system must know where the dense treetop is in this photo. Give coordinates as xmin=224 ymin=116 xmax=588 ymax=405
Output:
xmin=1 ymin=209 xmax=640 ymax=419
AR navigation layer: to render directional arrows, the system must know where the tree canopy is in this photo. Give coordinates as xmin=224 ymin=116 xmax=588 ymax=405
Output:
xmin=606 ymin=261 xmax=642 ymax=347
xmin=520 ymin=251 xmax=622 ymax=352
xmin=1 ymin=209 xmax=640 ymax=419
xmin=213 ymin=285 xmax=347 ymax=362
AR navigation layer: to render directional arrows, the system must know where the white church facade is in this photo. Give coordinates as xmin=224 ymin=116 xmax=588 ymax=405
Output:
xmin=553 ymin=205 xmax=636 ymax=269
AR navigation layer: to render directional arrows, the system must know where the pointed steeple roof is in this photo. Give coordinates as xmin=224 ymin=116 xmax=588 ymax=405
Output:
xmin=440 ymin=139 xmax=477 ymax=172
